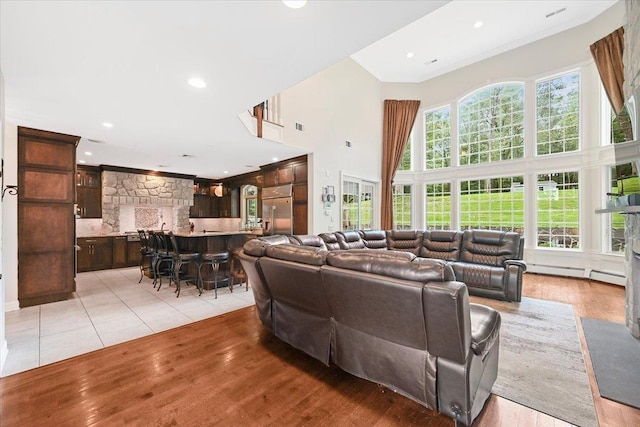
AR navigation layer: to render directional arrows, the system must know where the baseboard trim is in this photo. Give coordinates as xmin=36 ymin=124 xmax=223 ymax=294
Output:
xmin=527 ymin=264 xmax=626 ymax=286
xmin=4 ymin=301 xmax=19 ymax=312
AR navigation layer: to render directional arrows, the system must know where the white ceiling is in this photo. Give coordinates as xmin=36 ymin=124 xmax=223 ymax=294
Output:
xmin=352 ymin=0 xmax=618 ymax=82
xmin=0 ymin=0 xmax=619 ymax=179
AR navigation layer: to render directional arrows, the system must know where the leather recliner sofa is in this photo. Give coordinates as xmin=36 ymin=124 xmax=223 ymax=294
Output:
xmin=239 ymin=237 xmax=501 ymax=426
xmin=311 ymin=229 xmax=525 ymax=302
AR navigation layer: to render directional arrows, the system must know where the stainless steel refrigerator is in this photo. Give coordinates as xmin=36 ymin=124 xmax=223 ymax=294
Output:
xmin=262 ymin=184 xmax=293 ymax=235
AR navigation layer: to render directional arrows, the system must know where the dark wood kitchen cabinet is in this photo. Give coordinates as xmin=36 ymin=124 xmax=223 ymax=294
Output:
xmin=190 ymin=179 xmax=214 ymax=218
xmin=76 ymin=165 xmax=102 ymax=218
xmin=77 ymin=237 xmax=113 ymax=272
xmin=112 ymin=236 xmax=128 ymax=268
xmin=127 ymin=240 xmax=141 ymax=267
xmin=18 ymin=127 xmax=79 ymax=307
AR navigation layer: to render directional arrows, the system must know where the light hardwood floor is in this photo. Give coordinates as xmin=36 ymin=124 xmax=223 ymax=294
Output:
xmin=1 ymin=273 xmax=639 ymax=426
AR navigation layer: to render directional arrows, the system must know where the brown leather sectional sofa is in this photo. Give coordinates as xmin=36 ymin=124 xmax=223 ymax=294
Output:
xmin=302 ymin=229 xmax=525 ymax=302
xmin=239 ymin=230 xmax=511 ymax=426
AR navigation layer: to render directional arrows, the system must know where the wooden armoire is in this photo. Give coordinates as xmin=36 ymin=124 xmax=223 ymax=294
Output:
xmin=17 ymin=127 xmax=79 ymax=307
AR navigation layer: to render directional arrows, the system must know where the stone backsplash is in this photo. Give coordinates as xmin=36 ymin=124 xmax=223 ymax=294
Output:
xmin=101 ymin=171 xmax=193 ymax=234
xmin=624 ymin=0 xmax=639 ymax=98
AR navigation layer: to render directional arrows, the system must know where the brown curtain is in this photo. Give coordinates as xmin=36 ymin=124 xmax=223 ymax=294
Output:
xmin=590 ymin=27 xmax=625 ymax=114
xmin=381 ymin=99 xmax=421 ymax=230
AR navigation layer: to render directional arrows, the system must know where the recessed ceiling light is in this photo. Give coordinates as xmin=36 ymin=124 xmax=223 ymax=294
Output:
xmin=272 ymin=157 xmax=278 ymax=162
xmin=84 ymin=151 xmax=93 ymax=156
xmin=188 ymin=78 xmax=207 ymax=88
xmin=282 ymin=0 xmax=307 ymax=9
xmin=406 ymin=52 xmax=414 ymax=59
xmin=102 ymin=122 xmax=113 ymax=128
xmin=474 ymin=21 xmax=483 ymax=29
xmin=223 ymin=171 xmax=229 ymax=174
xmin=78 ymin=160 xmax=86 ymax=164
xmin=156 ymin=164 xmax=171 ymax=168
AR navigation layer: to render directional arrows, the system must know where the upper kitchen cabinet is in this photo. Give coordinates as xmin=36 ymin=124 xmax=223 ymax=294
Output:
xmin=18 ymin=126 xmax=79 ymax=307
xmin=190 ymin=179 xmax=215 ymax=218
xmin=76 ymin=165 xmax=102 ymax=218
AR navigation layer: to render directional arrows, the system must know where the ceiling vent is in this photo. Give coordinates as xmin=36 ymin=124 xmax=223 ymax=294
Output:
xmin=345 ymin=140 xmax=352 ymax=148
xmin=545 ymin=7 xmax=566 ymax=18
xmin=424 ymin=58 xmax=438 ymax=66
xmin=180 ymin=154 xmax=196 ymax=158
xmin=87 ymin=138 xmax=106 ymax=144
xmin=295 ymin=122 xmax=304 ymax=132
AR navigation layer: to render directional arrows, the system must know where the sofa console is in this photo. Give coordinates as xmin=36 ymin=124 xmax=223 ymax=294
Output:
xmin=239 ymin=235 xmax=504 ymax=426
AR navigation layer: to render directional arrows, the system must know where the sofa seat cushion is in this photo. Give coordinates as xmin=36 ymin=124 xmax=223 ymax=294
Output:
xmin=452 ymin=262 xmax=505 ymax=290
xmin=469 ymin=303 xmax=501 ymax=357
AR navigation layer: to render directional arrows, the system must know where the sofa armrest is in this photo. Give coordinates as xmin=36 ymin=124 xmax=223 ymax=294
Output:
xmin=504 ymin=259 xmax=526 ymax=272
xmin=469 ymin=303 xmax=500 ymax=357
xmin=423 ymin=281 xmax=471 ymax=364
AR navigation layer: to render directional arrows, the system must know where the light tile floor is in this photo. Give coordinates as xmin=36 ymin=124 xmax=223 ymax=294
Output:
xmin=2 ymin=267 xmax=254 ymax=377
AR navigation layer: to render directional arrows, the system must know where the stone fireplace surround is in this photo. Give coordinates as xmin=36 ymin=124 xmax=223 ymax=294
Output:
xmin=100 ymin=170 xmax=193 ymax=234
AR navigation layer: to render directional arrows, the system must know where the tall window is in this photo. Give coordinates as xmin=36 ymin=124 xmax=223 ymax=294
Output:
xmin=342 ymin=178 xmax=375 ymax=231
xmin=398 ymin=136 xmax=412 ymax=171
xmin=459 ymin=176 xmax=524 ymax=233
xmin=536 ymin=171 xmax=579 ymax=249
xmin=536 ymin=72 xmax=580 ymax=155
xmin=458 ymin=84 xmax=524 ymax=166
xmin=426 ymin=182 xmax=451 ymax=230
xmin=241 ymin=185 xmax=258 ymax=227
xmin=392 ymin=184 xmax=412 ymax=230
xmin=425 ymin=107 xmax=451 ymax=169
xmin=609 ymin=163 xmax=640 ymax=253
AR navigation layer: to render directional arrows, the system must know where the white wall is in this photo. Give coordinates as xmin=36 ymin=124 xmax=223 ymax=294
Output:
xmin=382 ymin=2 xmax=627 ymax=283
xmin=0 ymin=70 xmax=6 ymax=371
xmin=280 ymin=58 xmax=383 ymax=234
xmin=2 ymin=122 xmax=17 ymax=311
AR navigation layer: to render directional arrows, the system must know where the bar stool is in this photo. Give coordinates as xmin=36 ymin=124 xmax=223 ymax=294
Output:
xmin=150 ymin=231 xmax=174 ymax=289
xmin=229 ymin=248 xmax=248 ymax=292
xmin=138 ymin=229 xmax=155 ymax=283
xmin=168 ymin=232 xmax=201 ymax=298
xmin=197 ymin=252 xmax=229 ymax=299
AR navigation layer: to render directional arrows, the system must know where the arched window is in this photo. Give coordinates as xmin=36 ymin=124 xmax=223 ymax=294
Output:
xmin=458 ymin=83 xmax=525 ymax=165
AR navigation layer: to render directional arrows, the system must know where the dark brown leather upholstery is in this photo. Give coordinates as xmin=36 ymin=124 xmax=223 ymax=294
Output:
xmin=386 ymin=230 xmax=423 ymax=255
xmin=421 ymin=230 xmax=463 ymax=261
xmin=452 ymin=230 xmax=524 ymax=301
xmin=336 ymin=230 xmax=366 ymax=249
xmin=318 ymin=232 xmax=341 ymax=251
xmin=259 ymin=244 xmax=332 ymax=365
xmin=290 ymin=234 xmax=327 ymax=249
xmin=242 ymin=241 xmax=501 ymax=426
xmin=238 ymin=235 xmax=294 ymax=331
xmin=359 ymin=229 xmax=388 ymax=249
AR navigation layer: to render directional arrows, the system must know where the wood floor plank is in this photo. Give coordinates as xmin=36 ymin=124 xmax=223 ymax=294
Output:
xmin=2 ymin=273 xmax=640 ymax=426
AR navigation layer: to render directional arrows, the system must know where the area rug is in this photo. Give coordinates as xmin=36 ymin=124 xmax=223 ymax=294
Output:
xmin=474 ymin=296 xmax=598 ymax=427
xmin=581 ymin=317 xmax=640 ymax=409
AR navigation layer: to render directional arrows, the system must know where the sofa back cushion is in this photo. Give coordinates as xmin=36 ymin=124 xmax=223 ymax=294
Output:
xmin=386 ymin=230 xmax=423 ymax=255
xmin=290 ymin=234 xmax=327 ymax=250
xmin=242 ymin=235 xmax=292 ymax=256
xmin=318 ymin=232 xmax=341 ymax=251
xmin=326 ymin=251 xmax=454 ymax=283
xmin=359 ymin=230 xmax=388 ymax=250
xmin=459 ymin=229 xmax=521 ymax=266
xmin=420 ymin=230 xmax=463 ymax=261
xmin=336 ymin=230 xmax=366 ymax=249
xmin=265 ymin=244 xmax=328 ymax=266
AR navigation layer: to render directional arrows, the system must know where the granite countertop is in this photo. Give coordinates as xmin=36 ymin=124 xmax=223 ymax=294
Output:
xmin=78 ymin=230 xmax=263 ymax=238
xmin=173 ymin=230 xmax=262 ymax=238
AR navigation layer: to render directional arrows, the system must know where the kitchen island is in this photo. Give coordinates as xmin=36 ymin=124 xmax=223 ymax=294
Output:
xmin=172 ymin=230 xmax=261 ymax=290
